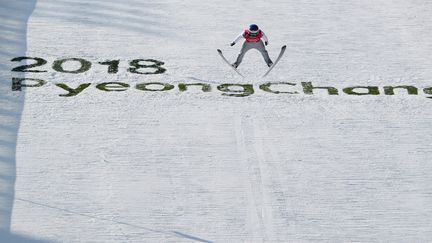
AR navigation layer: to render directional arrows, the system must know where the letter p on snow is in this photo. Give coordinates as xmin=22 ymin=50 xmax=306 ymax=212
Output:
xmin=12 ymin=77 xmax=46 ymax=91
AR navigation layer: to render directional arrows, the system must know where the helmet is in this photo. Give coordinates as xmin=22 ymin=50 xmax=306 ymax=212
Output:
xmin=249 ymin=24 xmax=259 ymax=33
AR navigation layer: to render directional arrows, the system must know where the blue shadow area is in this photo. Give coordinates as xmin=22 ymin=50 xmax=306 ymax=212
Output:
xmin=0 ymin=0 xmax=53 ymax=242
xmin=0 ymin=230 xmax=53 ymax=243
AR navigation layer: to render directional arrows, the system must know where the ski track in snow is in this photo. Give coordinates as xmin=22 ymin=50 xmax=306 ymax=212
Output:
xmin=1 ymin=0 xmax=432 ymax=242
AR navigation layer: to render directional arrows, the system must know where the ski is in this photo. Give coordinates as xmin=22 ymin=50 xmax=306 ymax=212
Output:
xmin=217 ymin=49 xmax=244 ymax=77
xmin=262 ymin=45 xmax=286 ymax=78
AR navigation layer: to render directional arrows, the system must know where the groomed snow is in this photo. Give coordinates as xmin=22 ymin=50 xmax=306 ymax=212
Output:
xmin=1 ymin=0 xmax=432 ymax=242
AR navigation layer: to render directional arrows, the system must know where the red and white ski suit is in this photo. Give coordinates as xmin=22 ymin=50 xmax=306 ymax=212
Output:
xmin=232 ymin=29 xmax=269 ymax=44
xmin=232 ymin=29 xmax=272 ymax=67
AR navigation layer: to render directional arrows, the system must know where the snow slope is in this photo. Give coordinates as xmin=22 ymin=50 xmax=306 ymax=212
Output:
xmin=2 ymin=0 xmax=432 ymax=242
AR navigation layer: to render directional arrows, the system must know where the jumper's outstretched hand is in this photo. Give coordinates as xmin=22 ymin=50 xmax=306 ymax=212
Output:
xmin=230 ymin=42 xmax=235 ymax=46
xmin=265 ymin=41 xmax=268 ymax=46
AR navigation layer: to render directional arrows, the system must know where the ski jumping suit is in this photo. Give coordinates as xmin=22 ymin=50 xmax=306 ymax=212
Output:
xmin=232 ymin=29 xmax=273 ymax=67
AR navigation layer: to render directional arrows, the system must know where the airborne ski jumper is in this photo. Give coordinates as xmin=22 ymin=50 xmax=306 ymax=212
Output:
xmin=231 ymin=24 xmax=273 ymax=68
xmin=217 ymin=24 xmax=286 ymax=77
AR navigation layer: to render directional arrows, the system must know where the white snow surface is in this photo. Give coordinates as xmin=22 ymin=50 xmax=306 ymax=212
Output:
xmin=1 ymin=0 xmax=432 ymax=242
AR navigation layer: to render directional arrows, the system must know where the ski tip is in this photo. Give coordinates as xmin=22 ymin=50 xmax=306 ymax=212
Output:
xmin=217 ymin=49 xmax=222 ymax=53
xmin=281 ymin=45 xmax=287 ymax=49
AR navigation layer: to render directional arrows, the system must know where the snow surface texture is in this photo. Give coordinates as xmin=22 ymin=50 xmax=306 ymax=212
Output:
xmin=1 ymin=0 xmax=432 ymax=242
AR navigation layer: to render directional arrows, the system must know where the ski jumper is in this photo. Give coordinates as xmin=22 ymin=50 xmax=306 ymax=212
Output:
xmin=232 ymin=29 xmax=273 ymax=67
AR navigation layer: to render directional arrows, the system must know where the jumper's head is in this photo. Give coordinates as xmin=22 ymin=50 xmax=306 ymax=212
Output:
xmin=249 ymin=24 xmax=259 ymax=34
